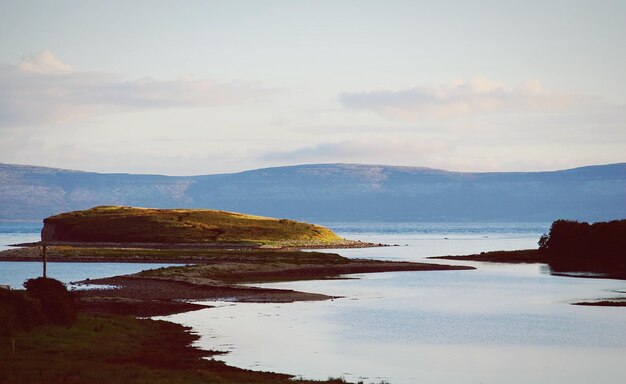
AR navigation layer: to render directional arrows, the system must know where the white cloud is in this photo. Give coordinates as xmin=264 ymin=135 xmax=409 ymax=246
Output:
xmin=339 ymin=76 xmax=594 ymax=120
xmin=0 ymin=51 xmax=268 ymax=127
xmin=18 ymin=50 xmax=73 ymax=74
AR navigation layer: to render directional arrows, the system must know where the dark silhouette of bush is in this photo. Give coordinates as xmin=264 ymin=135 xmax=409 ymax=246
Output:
xmin=539 ymin=219 xmax=626 ymax=275
xmin=23 ymin=277 xmax=77 ymax=327
xmin=0 ymin=289 xmax=45 ymax=336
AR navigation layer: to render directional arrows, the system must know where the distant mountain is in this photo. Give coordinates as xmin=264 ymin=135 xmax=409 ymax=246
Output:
xmin=1 ymin=162 xmax=624 ymax=222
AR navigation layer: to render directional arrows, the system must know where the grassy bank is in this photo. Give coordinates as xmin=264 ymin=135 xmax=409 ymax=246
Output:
xmin=1 ymin=314 xmax=352 ymax=384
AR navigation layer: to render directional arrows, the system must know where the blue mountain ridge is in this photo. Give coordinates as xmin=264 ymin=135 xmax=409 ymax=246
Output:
xmin=1 ymin=162 xmax=624 ymax=222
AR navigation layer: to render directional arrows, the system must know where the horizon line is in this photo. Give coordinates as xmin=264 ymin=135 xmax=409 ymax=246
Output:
xmin=1 ymin=161 xmax=625 ymax=178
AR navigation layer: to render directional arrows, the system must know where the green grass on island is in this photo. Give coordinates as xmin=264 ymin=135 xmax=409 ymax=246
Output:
xmin=41 ymin=206 xmax=349 ymax=247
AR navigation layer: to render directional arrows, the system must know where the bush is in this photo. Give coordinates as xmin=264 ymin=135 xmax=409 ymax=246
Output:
xmin=23 ymin=277 xmax=77 ymax=327
xmin=0 ymin=289 xmax=45 ymax=336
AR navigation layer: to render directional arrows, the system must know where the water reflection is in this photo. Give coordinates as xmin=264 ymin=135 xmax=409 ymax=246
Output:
xmin=159 ymin=228 xmax=626 ymax=384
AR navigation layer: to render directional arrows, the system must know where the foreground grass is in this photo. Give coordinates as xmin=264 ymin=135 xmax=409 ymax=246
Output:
xmin=0 ymin=314 xmax=350 ymax=384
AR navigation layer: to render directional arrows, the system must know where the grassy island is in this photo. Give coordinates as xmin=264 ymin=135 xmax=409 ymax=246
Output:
xmin=40 ymin=206 xmax=354 ymax=247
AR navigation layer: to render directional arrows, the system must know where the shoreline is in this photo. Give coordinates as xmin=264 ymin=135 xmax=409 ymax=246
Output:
xmin=0 ymin=243 xmax=475 ymax=383
xmin=2 ymin=312 xmax=354 ymax=384
xmin=0 ymin=246 xmax=473 ymax=318
xmin=3 ymin=239 xmax=625 ymax=381
xmin=10 ymin=238 xmax=383 ymax=250
xmin=429 ymin=249 xmax=545 ymax=263
xmin=431 ymin=249 xmax=626 ymax=306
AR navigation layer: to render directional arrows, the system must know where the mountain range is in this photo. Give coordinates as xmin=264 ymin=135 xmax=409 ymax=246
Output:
xmin=1 ymin=162 xmax=624 ymax=222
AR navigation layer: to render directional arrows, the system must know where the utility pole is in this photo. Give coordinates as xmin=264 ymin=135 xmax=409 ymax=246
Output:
xmin=42 ymin=243 xmax=47 ymax=278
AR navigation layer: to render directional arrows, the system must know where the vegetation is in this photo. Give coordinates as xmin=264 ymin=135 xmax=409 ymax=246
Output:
xmin=430 ymin=249 xmax=543 ymax=263
xmin=1 ymin=245 xmax=352 ymax=264
xmin=42 ymin=206 xmax=346 ymax=246
xmin=133 ymin=249 xmax=468 ymax=284
xmin=0 ymin=278 xmax=77 ymax=336
xmin=539 ymin=219 xmax=626 ymax=277
xmin=69 ymin=247 xmax=471 ymax=317
xmin=1 ymin=313 xmax=356 ymax=384
xmin=434 ymin=219 xmax=626 ymax=280
xmin=0 ymin=290 xmax=43 ymax=337
xmin=0 ymin=278 xmax=375 ymax=383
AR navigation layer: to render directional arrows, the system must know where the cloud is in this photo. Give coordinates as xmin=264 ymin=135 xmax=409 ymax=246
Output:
xmin=0 ymin=51 xmax=267 ymax=127
xmin=261 ymin=138 xmax=452 ymax=163
xmin=18 ymin=50 xmax=73 ymax=74
xmin=339 ymin=76 xmax=593 ymax=120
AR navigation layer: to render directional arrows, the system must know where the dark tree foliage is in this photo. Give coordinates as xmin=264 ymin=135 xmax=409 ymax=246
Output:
xmin=539 ymin=219 xmax=626 ymax=276
xmin=0 ymin=290 xmax=45 ymax=336
xmin=1 ymin=278 xmax=77 ymax=335
xmin=23 ymin=277 xmax=77 ymax=327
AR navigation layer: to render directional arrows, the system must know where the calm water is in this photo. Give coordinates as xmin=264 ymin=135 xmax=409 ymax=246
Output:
xmin=3 ymin=222 xmax=626 ymax=383
xmin=156 ymin=223 xmax=626 ymax=384
xmin=0 ymin=221 xmax=42 ymax=251
xmin=0 ymin=222 xmax=177 ymax=288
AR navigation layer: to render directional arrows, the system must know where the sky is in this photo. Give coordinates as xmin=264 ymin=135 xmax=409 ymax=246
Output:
xmin=0 ymin=0 xmax=625 ymax=175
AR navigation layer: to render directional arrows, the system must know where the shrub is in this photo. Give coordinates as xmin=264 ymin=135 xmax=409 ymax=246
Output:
xmin=23 ymin=277 xmax=77 ymax=327
xmin=540 ymin=219 xmax=626 ymax=274
xmin=0 ymin=289 xmax=45 ymax=336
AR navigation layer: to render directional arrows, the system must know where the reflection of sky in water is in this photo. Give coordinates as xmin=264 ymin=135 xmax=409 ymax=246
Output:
xmin=0 ymin=262 xmax=178 ymax=288
xmin=160 ymin=227 xmax=626 ymax=384
xmin=0 ymin=223 xmax=179 ymax=287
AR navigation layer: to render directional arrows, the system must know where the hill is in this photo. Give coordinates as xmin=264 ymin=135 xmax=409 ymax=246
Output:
xmin=1 ymin=162 xmax=625 ymax=222
xmin=40 ymin=206 xmax=346 ymax=246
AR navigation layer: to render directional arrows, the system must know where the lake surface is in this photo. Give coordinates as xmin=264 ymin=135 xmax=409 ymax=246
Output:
xmin=0 ymin=222 xmax=177 ymax=288
xmin=157 ymin=222 xmax=626 ymax=384
xmin=0 ymin=221 xmax=42 ymax=251
xmin=2 ymin=221 xmax=626 ymax=383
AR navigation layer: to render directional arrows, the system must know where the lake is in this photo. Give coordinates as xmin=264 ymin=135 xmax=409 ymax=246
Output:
xmin=0 ymin=222 xmax=178 ymax=288
xmin=2 ymin=221 xmax=626 ymax=383
xmin=158 ymin=222 xmax=626 ymax=384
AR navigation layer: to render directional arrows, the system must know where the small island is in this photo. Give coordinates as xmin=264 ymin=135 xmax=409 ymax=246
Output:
xmin=39 ymin=205 xmax=360 ymax=248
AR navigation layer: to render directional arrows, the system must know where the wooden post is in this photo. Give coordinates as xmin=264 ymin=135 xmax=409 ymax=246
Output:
xmin=11 ymin=338 xmax=15 ymax=355
xmin=42 ymin=243 xmax=47 ymax=278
